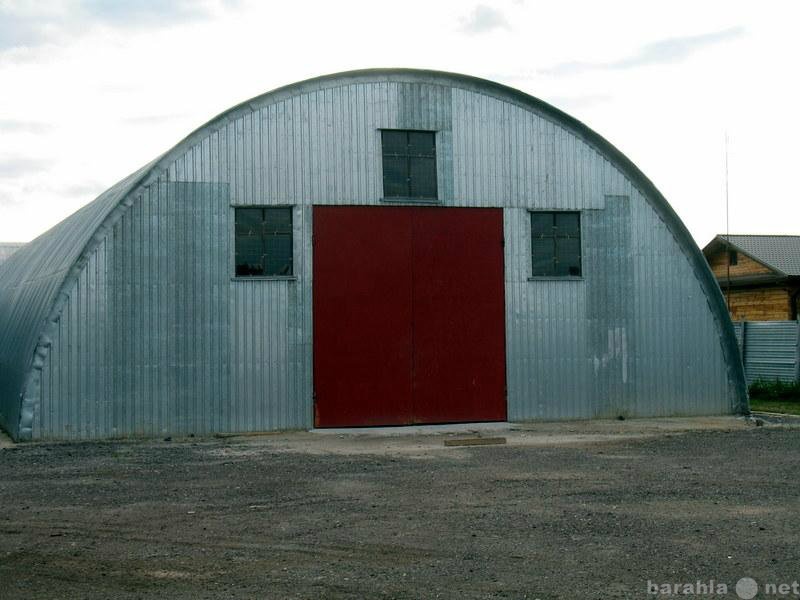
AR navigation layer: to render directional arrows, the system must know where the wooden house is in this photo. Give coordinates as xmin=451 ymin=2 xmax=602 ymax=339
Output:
xmin=703 ymin=235 xmax=800 ymax=321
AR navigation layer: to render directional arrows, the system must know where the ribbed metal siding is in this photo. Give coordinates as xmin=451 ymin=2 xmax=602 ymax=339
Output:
xmin=26 ymin=78 xmax=738 ymax=438
xmin=452 ymin=90 xmax=624 ymax=208
xmin=733 ymin=321 xmax=744 ymax=347
xmin=737 ymin=321 xmax=799 ymax=384
xmin=169 ymin=83 xmax=453 ymax=206
xmin=0 ymin=164 xmax=154 ymax=438
xmin=505 ymin=195 xmax=731 ymax=420
xmin=628 ymin=189 xmax=731 ymax=415
xmin=504 ymin=207 xmax=590 ymax=419
xmin=36 ymin=184 xmax=312 ymax=438
xmin=166 ymin=85 xmax=620 ymax=210
xmin=227 ymin=204 xmax=312 ymax=433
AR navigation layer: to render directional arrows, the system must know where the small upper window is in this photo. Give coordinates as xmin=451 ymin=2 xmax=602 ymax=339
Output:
xmin=381 ymin=130 xmax=437 ymax=200
xmin=235 ymin=207 xmax=293 ymax=277
xmin=729 ymin=250 xmax=738 ymax=266
xmin=531 ymin=211 xmax=582 ymax=277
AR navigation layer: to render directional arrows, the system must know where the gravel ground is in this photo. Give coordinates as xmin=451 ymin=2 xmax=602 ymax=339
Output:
xmin=0 ymin=418 xmax=798 ymax=599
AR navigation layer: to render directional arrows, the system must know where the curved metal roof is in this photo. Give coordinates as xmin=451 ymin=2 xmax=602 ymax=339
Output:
xmin=0 ymin=69 xmax=748 ymax=438
xmin=0 ymin=161 xmax=158 ymax=436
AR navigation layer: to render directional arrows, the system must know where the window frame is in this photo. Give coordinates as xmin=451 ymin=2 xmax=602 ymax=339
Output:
xmin=728 ymin=249 xmax=738 ymax=266
xmin=528 ymin=209 xmax=584 ymax=281
xmin=380 ymin=128 xmax=439 ymax=203
xmin=232 ymin=205 xmax=296 ymax=281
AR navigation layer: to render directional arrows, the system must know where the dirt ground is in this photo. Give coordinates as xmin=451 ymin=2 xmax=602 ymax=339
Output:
xmin=1 ymin=417 xmax=799 ymax=599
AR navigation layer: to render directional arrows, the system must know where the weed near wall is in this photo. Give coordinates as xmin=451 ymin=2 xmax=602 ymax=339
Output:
xmin=749 ymin=379 xmax=800 ymax=402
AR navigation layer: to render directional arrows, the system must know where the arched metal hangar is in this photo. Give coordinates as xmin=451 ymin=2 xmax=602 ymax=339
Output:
xmin=0 ymin=69 xmax=747 ymax=440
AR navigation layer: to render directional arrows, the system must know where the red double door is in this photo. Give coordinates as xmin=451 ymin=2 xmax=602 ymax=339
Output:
xmin=313 ymin=206 xmax=506 ymax=427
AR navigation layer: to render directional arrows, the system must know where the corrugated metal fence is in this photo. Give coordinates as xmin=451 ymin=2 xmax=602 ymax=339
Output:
xmin=733 ymin=321 xmax=800 ymax=384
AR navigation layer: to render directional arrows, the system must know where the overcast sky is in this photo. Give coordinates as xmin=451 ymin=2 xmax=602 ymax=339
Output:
xmin=0 ymin=0 xmax=797 ymax=245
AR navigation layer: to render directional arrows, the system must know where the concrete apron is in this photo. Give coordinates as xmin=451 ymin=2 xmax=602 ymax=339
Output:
xmin=311 ymin=421 xmax=513 ymax=436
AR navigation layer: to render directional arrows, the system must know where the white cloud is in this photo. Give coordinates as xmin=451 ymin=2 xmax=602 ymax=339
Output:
xmin=0 ymin=0 xmax=232 ymax=52
xmin=0 ymin=156 xmax=54 ymax=178
xmin=0 ymin=118 xmax=52 ymax=133
xmin=458 ymin=5 xmax=511 ymax=34
xmin=540 ymin=27 xmax=745 ymax=75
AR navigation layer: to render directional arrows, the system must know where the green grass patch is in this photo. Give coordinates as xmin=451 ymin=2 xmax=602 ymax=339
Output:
xmin=749 ymin=399 xmax=800 ymax=415
xmin=749 ymin=379 xmax=800 ymax=402
xmin=748 ymin=379 xmax=800 ymax=414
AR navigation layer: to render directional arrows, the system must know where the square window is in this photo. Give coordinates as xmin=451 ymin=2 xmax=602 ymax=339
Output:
xmin=531 ymin=212 xmax=554 ymax=236
xmin=381 ymin=130 xmax=408 ymax=155
xmin=382 ymin=155 xmax=408 ymax=198
xmin=556 ymin=237 xmax=581 ymax=276
xmin=555 ymin=212 xmax=580 ymax=237
xmin=235 ymin=207 xmax=293 ymax=277
xmin=408 ymin=156 xmax=437 ymax=199
xmin=235 ymin=207 xmax=263 ymax=236
xmin=408 ymin=131 xmax=436 ymax=156
xmin=530 ymin=211 xmax=582 ymax=277
xmin=532 ymin=238 xmax=556 ymax=275
xmin=381 ymin=130 xmax=437 ymax=200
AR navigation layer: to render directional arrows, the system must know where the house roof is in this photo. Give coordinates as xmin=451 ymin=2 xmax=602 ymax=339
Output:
xmin=705 ymin=235 xmax=800 ymax=277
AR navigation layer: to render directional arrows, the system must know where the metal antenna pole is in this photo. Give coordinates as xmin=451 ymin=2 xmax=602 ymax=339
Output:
xmin=725 ymin=132 xmax=731 ymax=313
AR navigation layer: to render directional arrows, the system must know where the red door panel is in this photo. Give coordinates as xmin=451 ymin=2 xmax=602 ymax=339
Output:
xmin=313 ymin=207 xmax=414 ymax=427
xmin=411 ymin=208 xmax=506 ymax=423
xmin=313 ymin=206 xmax=506 ymax=427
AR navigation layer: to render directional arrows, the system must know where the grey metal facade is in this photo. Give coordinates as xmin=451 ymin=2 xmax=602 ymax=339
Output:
xmin=733 ymin=321 xmax=800 ymax=384
xmin=0 ymin=69 xmax=747 ymax=440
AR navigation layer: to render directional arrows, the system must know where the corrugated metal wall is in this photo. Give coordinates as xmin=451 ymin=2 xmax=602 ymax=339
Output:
xmin=505 ymin=195 xmax=730 ymax=420
xmin=36 ymin=183 xmax=312 ymax=438
xmin=28 ymin=78 xmax=738 ymax=438
xmin=0 ymin=164 xmax=154 ymax=439
xmin=733 ymin=321 xmax=800 ymax=384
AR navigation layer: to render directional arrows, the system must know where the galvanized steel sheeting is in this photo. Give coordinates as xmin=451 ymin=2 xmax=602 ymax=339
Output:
xmin=0 ymin=70 xmax=744 ymax=439
xmin=35 ymin=185 xmax=313 ymax=438
xmin=504 ymin=196 xmax=732 ymax=420
xmin=0 ymin=163 xmax=155 ymax=438
xmin=733 ymin=321 xmax=800 ymax=384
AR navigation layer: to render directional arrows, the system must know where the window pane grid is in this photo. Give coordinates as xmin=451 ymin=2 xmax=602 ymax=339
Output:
xmin=382 ymin=130 xmax=437 ymax=200
xmin=531 ymin=211 xmax=581 ymax=277
xmin=235 ymin=207 xmax=293 ymax=277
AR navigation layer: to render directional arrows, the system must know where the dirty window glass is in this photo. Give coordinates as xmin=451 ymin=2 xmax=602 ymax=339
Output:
xmin=530 ymin=211 xmax=581 ymax=277
xmin=235 ymin=207 xmax=293 ymax=277
xmin=381 ymin=130 xmax=437 ymax=200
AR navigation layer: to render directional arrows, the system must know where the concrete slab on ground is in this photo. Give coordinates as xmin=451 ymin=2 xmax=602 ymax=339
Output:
xmin=219 ymin=415 xmax=763 ymax=458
